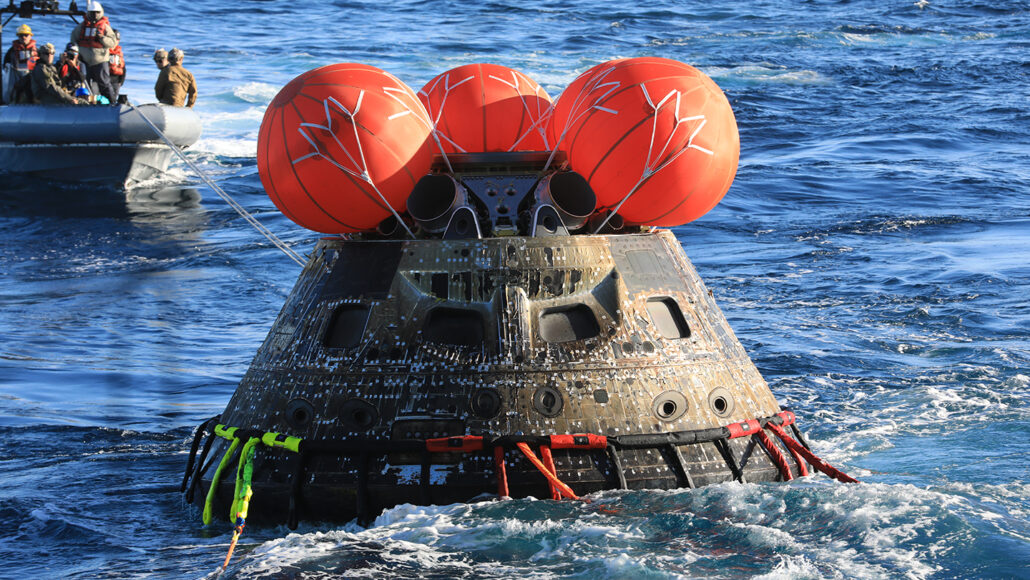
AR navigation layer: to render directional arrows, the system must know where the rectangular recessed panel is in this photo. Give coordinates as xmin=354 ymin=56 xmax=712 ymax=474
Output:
xmin=322 ymin=242 xmax=403 ymax=299
xmin=539 ymin=304 xmax=600 ymax=343
xmin=324 ymin=304 xmax=370 ymax=349
xmin=646 ymin=297 xmax=691 ymax=339
xmin=423 ymin=307 xmax=484 ymax=346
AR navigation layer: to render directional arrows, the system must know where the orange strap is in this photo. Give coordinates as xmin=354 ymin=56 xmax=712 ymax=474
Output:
xmin=515 ymin=442 xmax=579 ymax=500
xmin=540 ymin=445 xmax=561 ymax=500
xmin=426 ymin=436 xmax=484 ymax=453
xmin=494 ymin=446 xmax=509 ymax=497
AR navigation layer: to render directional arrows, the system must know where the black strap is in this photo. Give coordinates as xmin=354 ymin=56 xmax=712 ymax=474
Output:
xmin=287 ymin=450 xmax=307 ymax=530
xmin=356 ymin=453 xmax=370 ymax=525
xmin=420 ymin=449 xmax=432 ymax=505
xmin=714 ymin=438 xmax=746 ymax=483
xmin=665 ymin=443 xmax=695 ymax=489
xmin=181 ymin=416 xmax=219 ymax=492
xmin=185 ymin=429 xmax=219 ymax=504
xmin=607 ymin=447 xmax=628 ymax=489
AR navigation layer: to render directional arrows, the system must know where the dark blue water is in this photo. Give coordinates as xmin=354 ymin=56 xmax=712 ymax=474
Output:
xmin=2 ymin=1 xmax=1028 ymax=578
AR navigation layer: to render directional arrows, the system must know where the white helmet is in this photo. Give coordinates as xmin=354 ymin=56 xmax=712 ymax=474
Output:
xmin=86 ymin=0 xmax=103 ymax=13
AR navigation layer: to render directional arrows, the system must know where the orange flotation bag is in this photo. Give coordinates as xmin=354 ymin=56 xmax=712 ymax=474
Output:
xmin=257 ymin=63 xmax=434 ymax=233
xmin=550 ymin=57 xmax=740 ymax=226
xmin=418 ymin=63 xmax=552 ymax=153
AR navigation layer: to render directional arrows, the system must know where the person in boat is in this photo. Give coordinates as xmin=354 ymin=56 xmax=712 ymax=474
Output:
xmin=108 ymin=29 xmax=125 ymax=98
xmin=3 ymin=24 xmax=38 ymax=102
xmin=29 ymin=43 xmax=90 ymax=105
xmin=153 ymin=48 xmax=168 ymax=70
xmin=154 ymin=48 xmax=197 ymax=108
xmin=70 ymin=0 xmax=118 ymax=104
xmin=3 ymin=24 xmax=38 ymax=75
xmin=58 ymin=43 xmax=88 ymax=94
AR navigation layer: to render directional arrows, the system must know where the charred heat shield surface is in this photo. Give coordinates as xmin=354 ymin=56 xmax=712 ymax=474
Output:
xmin=204 ymin=230 xmax=791 ymax=523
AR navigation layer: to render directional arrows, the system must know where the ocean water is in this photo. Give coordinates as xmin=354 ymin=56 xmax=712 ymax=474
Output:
xmin=1 ymin=0 xmax=1029 ymax=578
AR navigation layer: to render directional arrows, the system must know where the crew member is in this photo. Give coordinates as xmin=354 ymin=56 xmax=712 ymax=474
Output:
xmin=154 ymin=47 xmax=196 ymax=107
xmin=153 ymin=48 xmax=168 ymax=70
xmin=30 ymin=43 xmax=88 ymax=105
xmin=58 ymin=43 xmax=88 ymax=93
xmin=3 ymin=24 xmax=38 ymax=102
xmin=4 ymin=24 xmax=38 ymax=74
xmin=108 ymin=29 xmax=125 ymax=97
xmin=71 ymin=0 xmax=118 ymax=103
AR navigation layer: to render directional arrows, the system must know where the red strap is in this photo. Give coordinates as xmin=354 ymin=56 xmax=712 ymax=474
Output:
xmin=425 ymin=436 xmax=484 ymax=453
xmin=785 ymin=443 xmax=809 ymax=477
xmin=515 ymin=442 xmax=579 ymax=500
xmin=493 ymin=446 xmax=509 ymax=497
xmin=540 ymin=446 xmax=561 ymax=500
xmin=765 ymin=423 xmax=859 ymax=483
xmin=726 ymin=419 xmax=761 ymax=439
xmin=776 ymin=410 xmax=797 ymax=426
xmin=549 ymin=434 xmax=607 ymax=449
xmin=754 ymin=430 xmax=793 ymax=481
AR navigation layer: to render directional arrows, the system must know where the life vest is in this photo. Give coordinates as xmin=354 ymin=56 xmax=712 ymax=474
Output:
xmin=108 ymin=45 xmax=125 ymax=76
xmin=11 ymin=38 xmax=37 ymax=72
xmin=78 ymin=16 xmax=110 ymax=49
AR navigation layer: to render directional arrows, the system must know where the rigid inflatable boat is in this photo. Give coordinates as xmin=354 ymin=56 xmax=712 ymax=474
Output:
xmin=0 ymin=103 xmax=201 ymax=187
xmin=182 ymin=60 xmax=856 ymax=540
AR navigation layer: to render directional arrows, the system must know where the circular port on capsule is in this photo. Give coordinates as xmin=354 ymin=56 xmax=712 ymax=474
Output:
xmin=285 ymin=398 xmax=315 ymax=430
xmin=339 ymin=399 xmax=379 ymax=431
xmin=652 ymin=391 xmax=688 ymax=422
xmin=533 ymin=386 xmax=564 ymax=417
xmin=708 ymin=387 xmax=735 ymax=418
xmin=470 ymin=388 xmax=502 ymax=419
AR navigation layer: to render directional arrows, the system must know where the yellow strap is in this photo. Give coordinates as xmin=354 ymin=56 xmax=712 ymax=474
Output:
xmin=230 ymin=437 xmax=261 ymax=520
xmin=203 ymin=437 xmax=240 ymax=525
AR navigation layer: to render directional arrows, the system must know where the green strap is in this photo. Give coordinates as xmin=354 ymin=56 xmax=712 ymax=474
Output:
xmin=201 ymin=425 xmax=304 ymax=525
xmin=203 ymin=436 xmax=240 ymax=525
xmin=262 ymin=431 xmax=302 ymax=453
xmin=230 ymin=437 xmax=261 ymax=520
xmin=214 ymin=424 xmax=238 ymax=440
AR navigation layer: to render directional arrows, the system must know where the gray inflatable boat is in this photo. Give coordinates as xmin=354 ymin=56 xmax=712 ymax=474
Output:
xmin=0 ymin=103 xmax=201 ymax=188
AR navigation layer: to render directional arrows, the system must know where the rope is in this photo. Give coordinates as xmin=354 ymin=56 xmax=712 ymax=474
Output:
xmin=125 ymin=102 xmax=307 ymax=268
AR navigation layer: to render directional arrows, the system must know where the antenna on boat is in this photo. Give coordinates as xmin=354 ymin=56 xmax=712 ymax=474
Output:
xmin=125 ymin=101 xmax=308 ymax=268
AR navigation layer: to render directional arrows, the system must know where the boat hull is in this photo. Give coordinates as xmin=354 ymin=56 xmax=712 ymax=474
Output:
xmin=0 ymin=103 xmax=201 ymax=187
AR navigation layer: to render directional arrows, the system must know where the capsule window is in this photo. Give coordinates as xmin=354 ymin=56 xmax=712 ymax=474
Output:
xmin=646 ymin=297 xmax=690 ymax=339
xmin=423 ymin=307 xmax=484 ymax=346
xmin=539 ymin=304 xmax=600 ymax=343
xmin=324 ymin=304 xmax=370 ymax=349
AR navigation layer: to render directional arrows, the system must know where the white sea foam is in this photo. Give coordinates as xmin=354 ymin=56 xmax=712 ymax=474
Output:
xmin=190 ymin=137 xmax=257 ymax=158
xmin=706 ymin=64 xmax=830 ymax=85
xmin=230 ymin=480 xmax=1000 ymax=579
xmin=232 ymin=82 xmax=280 ymax=104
